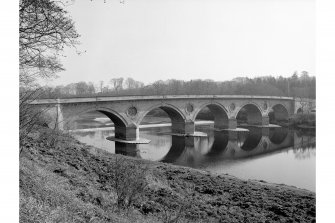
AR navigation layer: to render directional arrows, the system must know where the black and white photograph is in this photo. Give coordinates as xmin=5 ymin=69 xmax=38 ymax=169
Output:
xmin=4 ymin=0 xmax=335 ymax=222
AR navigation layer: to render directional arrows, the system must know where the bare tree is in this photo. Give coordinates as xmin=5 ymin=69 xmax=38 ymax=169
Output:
xmin=19 ymin=0 xmax=79 ymax=152
xmin=99 ymin=81 xmax=104 ymax=93
xmin=110 ymin=78 xmax=124 ymax=93
xmin=19 ymin=88 xmax=51 ymax=152
xmin=108 ymin=156 xmax=148 ymax=209
xmin=19 ymin=0 xmax=79 ymax=85
xmin=124 ymin=77 xmax=136 ymax=89
xmin=152 ymin=80 xmax=165 ymax=95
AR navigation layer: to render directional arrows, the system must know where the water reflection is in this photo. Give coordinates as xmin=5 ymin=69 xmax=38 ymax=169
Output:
xmin=74 ymin=130 xmax=97 ymax=138
xmin=293 ymin=129 xmax=316 ymax=160
xmin=79 ymin=126 xmax=313 ymax=164
xmin=206 ymin=131 xmax=229 ymax=156
xmin=155 ymin=127 xmax=296 ymax=167
xmin=71 ymin=125 xmax=315 ymax=191
xmin=160 ymin=136 xmax=192 ymax=163
xmin=115 ymin=142 xmax=141 ymax=157
xmin=239 ymin=128 xmax=263 ymax=151
xmin=269 ymin=127 xmax=289 ymax=145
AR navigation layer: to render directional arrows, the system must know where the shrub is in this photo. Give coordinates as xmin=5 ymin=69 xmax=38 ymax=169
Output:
xmin=108 ymin=156 xmax=148 ymax=209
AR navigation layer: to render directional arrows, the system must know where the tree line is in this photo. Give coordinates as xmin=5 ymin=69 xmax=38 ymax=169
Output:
xmin=36 ymin=71 xmax=315 ymax=99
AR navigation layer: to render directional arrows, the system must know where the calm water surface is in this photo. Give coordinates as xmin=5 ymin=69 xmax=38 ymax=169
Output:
xmin=71 ymin=115 xmax=316 ymax=192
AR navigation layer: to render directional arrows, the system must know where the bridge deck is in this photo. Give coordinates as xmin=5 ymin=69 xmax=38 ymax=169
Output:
xmin=31 ymin=95 xmax=294 ymax=104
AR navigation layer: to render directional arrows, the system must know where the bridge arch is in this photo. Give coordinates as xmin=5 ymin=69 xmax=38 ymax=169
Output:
xmin=193 ymin=102 xmax=229 ymax=129
xmin=64 ymin=107 xmax=129 ymax=130
xmin=235 ymin=103 xmax=263 ymax=125
xmin=137 ymin=103 xmax=193 ymax=135
xmin=138 ymin=103 xmax=186 ymax=124
xmin=68 ymin=107 xmax=141 ymax=140
xmin=268 ymin=104 xmax=289 ymax=124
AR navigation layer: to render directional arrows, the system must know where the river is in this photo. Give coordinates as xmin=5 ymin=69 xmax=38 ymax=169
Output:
xmin=70 ymin=112 xmax=316 ymax=192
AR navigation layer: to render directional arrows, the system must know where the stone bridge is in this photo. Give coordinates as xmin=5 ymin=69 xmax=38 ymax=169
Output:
xmin=31 ymin=95 xmax=312 ymax=142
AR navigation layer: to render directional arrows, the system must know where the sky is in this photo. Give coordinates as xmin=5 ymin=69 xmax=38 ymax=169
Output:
xmin=46 ymin=0 xmax=315 ymax=86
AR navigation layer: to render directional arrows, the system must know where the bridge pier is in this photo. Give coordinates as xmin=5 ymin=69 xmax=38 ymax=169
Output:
xmin=171 ymin=120 xmax=195 ymax=135
xmin=212 ymin=118 xmax=236 ymax=129
xmin=115 ymin=124 xmax=139 ymax=141
xmin=261 ymin=116 xmax=270 ymax=126
xmin=228 ymin=118 xmax=237 ymax=129
xmin=107 ymin=125 xmax=151 ymax=144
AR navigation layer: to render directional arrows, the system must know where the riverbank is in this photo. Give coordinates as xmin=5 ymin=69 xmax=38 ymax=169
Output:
xmin=20 ymin=127 xmax=316 ymax=222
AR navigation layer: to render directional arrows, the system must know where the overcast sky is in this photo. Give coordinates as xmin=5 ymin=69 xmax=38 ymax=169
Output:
xmin=46 ymin=0 xmax=315 ymax=86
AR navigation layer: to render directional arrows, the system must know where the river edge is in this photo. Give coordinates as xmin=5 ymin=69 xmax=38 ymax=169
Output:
xmin=20 ymin=127 xmax=316 ymax=222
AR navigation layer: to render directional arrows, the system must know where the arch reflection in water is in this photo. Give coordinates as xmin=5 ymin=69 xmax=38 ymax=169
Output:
xmin=115 ymin=142 xmax=140 ymax=158
xmin=224 ymin=127 xmax=292 ymax=160
xmin=269 ymin=127 xmax=289 ymax=145
xmin=238 ymin=127 xmax=263 ymax=151
xmin=110 ymin=127 xmax=293 ymax=166
xmin=160 ymin=136 xmax=193 ymax=163
xmin=158 ymin=127 xmax=293 ymax=166
xmin=205 ymin=131 xmax=230 ymax=156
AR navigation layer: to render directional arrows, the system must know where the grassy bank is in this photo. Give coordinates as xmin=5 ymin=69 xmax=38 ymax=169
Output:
xmin=20 ymin=127 xmax=316 ymax=223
